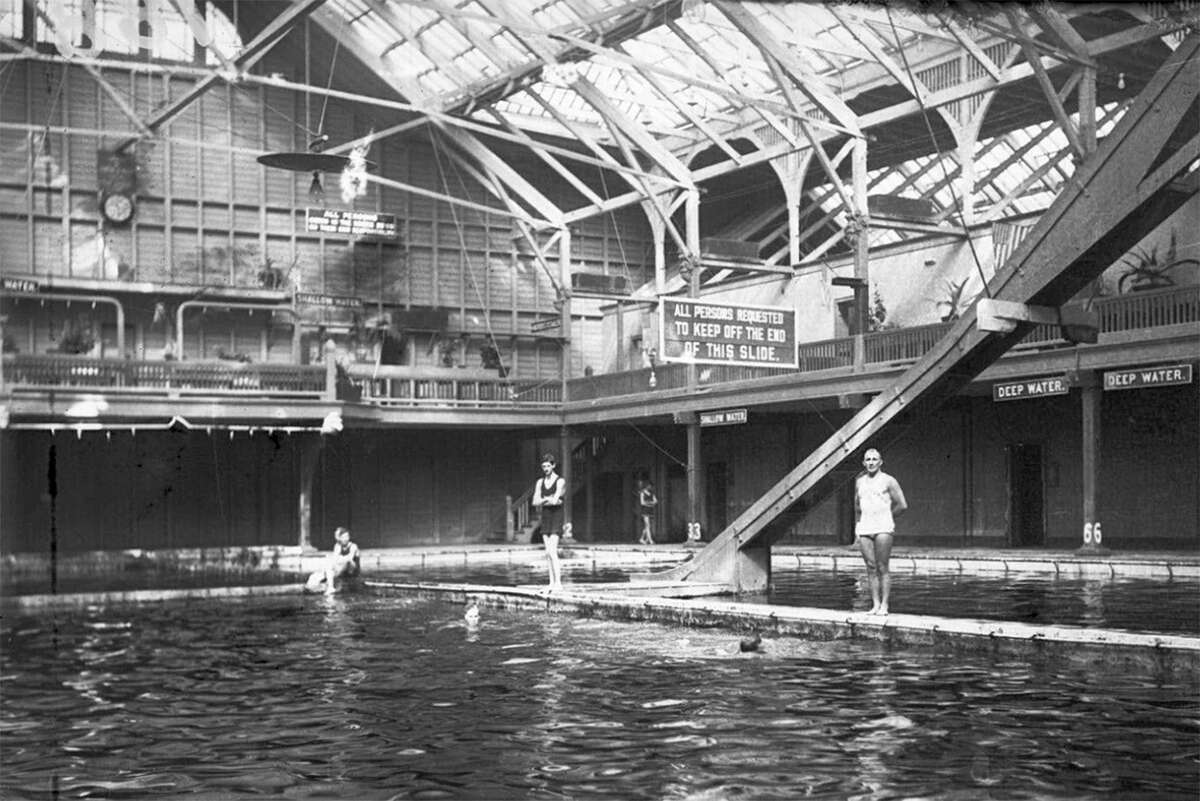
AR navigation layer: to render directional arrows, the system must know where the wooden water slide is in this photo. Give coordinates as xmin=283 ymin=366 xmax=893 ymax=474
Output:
xmin=656 ymin=34 xmax=1200 ymax=592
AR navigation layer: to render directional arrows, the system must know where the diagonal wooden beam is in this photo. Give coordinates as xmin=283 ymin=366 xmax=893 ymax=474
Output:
xmin=828 ymin=6 xmax=932 ymax=106
xmin=651 ymin=32 xmax=1200 ymax=590
xmin=715 ymin=0 xmax=862 ymax=137
xmin=936 ymin=13 xmax=1003 ymax=81
xmin=132 ymin=0 xmax=328 ymax=143
xmin=571 ymin=75 xmax=694 ymax=186
xmin=614 ymin=44 xmax=742 ymax=163
xmin=1004 ymin=7 xmax=1086 ymax=160
xmin=665 ymin=20 xmax=801 ymax=147
xmin=434 ymin=123 xmax=563 ymax=224
xmin=1024 ymin=5 xmax=1096 ymax=65
xmin=482 ymin=107 xmax=606 ymax=207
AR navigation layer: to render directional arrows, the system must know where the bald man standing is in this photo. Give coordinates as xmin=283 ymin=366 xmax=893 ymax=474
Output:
xmin=855 ymin=448 xmax=907 ymax=615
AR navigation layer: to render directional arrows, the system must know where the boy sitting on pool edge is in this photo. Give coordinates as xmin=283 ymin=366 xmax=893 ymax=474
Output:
xmin=305 ymin=526 xmax=361 ymax=594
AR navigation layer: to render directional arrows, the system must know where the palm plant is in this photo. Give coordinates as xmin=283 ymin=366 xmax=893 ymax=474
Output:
xmin=1117 ymin=230 xmax=1198 ymax=293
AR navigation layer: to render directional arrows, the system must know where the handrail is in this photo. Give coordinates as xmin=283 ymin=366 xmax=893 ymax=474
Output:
xmin=570 ymin=285 xmax=1199 ymax=398
xmin=5 ymin=286 xmax=1195 ymax=407
xmin=506 ymin=486 xmax=535 ymax=542
xmin=1 ymin=291 xmax=125 ymax=355
xmin=176 ymin=300 xmax=296 ymax=361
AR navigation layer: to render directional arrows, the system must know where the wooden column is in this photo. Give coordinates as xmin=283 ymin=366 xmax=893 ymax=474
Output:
xmin=1079 ymin=374 xmax=1107 ymax=552
xmin=297 ymin=436 xmax=324 ymax=551
xmin=684 ymin=189 xmax=703 ymax=543
xmin=851 ymin=139 xmax=869 ymax=370
xmin=559 ymin=228 xmax=574 ymax=538
xmin=560 ymin=424 xmax=573 ymax=539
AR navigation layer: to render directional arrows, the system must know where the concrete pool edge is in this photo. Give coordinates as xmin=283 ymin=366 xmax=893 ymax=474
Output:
xmin=366 ymin=580 xmax=1200 ymax=673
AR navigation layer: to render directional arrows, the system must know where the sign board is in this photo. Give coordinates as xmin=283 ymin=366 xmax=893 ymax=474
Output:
xmin=1 ymin=277 xmax=40 ymax=293
xmin=306 ymin=209 xmax=400 ymax=239
xmin=700 ymin=408 xmax=748 ymax=427
xmin=659 ymin=297 xmax=796 ymax=368
xmin=294 ymin=292 xmax=363 ymax=309
xmin=531 ymin=316 xmax=561 ymax=333
xmin=1104 ymin=363 xmax=1193 ymax=391
xmin=992 ymin=374 xmax=1071 ymax=401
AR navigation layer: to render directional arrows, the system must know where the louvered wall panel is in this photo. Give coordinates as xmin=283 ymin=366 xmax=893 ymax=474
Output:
xmin=137 ymin=227 xmax=166 ymax=281
xmin=294 ymin=238 xmax=323 ymax=294
xmin=407 ymin=248 xmax=434 ymax=300
xmin=436 ymin=251 xmax=463 ymax=306
xmin=230 ymin=87 xmax=263 ymax=206
xmin=322 ymin=241 xmax=354 ymax=296
xmin=198 ymin=92 xmax=231 ymax=200
xmin=232 ymin=233 xmax=260 ymax=286
xmin=172 ymin=229 xmax=200 ymax=284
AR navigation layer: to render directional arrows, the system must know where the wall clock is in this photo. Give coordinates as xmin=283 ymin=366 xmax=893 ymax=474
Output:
xmin=101 ymin=192 xmax=135 ymax=225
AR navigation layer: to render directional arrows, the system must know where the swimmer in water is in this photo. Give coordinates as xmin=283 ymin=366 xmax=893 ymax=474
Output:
xmin=464 ymin=599 xmax=480 ymax=627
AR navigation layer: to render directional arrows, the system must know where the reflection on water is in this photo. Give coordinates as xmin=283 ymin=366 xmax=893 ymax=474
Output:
xmin=2 ymin=594 xmax=1197 ymax=799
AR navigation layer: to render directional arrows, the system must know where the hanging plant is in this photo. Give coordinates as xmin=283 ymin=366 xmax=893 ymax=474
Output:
xmin=1117 ymin=230 xmax=1197 ymax=293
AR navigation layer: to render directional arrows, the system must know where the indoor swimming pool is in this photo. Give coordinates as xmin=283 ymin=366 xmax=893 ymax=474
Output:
xmin=2 ymin=593 xmax=1196 ymax=800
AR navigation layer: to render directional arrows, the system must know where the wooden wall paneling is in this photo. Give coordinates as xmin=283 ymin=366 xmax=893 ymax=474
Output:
xmin=436 ymin=246 xmax=462 ymax=309
xmin=318 ymin=239 xmax=347 ymax=296
xmin=230 ymin=86 xmax=261 ymax=207
xmin=23 ymin=64 xmax=34 ymax=272
xmin=407 ymin=246 xmax=434 ymax=303
xmin=295 ymin=237 xmax=322 ymax=296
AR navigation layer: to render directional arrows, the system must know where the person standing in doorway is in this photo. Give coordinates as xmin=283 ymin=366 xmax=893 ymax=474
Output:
xmin=532 ymin=454 xmax=565 ymax=591
xmin=636 ymin=473 xmax=658 ymax=545
xmin=855 ymin=448 xmax=907 ymax=615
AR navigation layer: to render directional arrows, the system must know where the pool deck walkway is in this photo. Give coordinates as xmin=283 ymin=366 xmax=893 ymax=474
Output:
xmin=4 ymin=542 xmax=1197 ymax=671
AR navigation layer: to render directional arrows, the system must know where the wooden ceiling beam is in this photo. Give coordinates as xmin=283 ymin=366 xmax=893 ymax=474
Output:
xmin=715 ymin=1 xmax=862 ymax=137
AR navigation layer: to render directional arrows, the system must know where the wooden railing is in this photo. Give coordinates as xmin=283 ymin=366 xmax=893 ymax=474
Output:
xmin=505 ymin=486 xmax=536 ymax=543
xmin=5 ymin=287 xmax=1193 ymax=408
xmin=346 ymin=364 xmax=561 ymax=407
xmin=2 ymin=355 xmax=327 ymax=397
xmin=570 ymin=285 xmax=1199 ymax=398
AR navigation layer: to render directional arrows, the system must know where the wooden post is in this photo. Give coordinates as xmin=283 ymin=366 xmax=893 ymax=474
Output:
xmin=298 ymin=436 xmax=323 ymax=551
xmin=560 ymin=424 xmax=573 ymax=539
xmin=684 ymin=188 xmax=704 ymax=544
xmin=851 ymin=138 xmax=869 ymax=371
xmin=1078 ymin=374 xmax=1108 ymax=552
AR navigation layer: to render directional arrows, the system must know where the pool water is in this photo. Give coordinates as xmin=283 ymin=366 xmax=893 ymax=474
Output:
xmin=1 ymin=566 xmax=305 ymax=597
xmin=377 ymin=563 xmax=1200 ymax=636
xmin=2 ymin=593 xmax=1197 ymax=800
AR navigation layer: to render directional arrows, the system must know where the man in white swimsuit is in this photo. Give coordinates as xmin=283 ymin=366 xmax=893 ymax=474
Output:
xmin=855 ymin=448 xmax=907 ymax=615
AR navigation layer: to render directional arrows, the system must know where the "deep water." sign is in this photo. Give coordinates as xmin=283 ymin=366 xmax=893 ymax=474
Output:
xmin=1103 ymin=363 xmax=1193 ymax=390
xmin=992 ymin=375 xmax=1072 ymax=401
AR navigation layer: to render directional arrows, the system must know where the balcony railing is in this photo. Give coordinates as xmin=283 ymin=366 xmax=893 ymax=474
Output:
xmin=3 ymin=286 xmax=1194 ymax=409
xmin=345 ymin=364 xmax=561 ymax=407
xmin=2 ymin=356 xmax=327 ymax=397
xmin=571 ymin=285 xmax=1199 ymax=400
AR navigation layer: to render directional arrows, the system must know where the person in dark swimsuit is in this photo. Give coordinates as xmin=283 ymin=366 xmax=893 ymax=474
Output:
xmin=531 ymin=454 xmax=565 ymax=591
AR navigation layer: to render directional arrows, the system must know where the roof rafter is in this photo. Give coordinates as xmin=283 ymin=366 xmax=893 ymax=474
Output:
xmin=715 ymin=1 xmax=862 ymax=137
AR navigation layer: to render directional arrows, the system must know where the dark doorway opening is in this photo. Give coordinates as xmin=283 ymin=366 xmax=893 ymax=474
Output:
xmin=1007 ymin=443 xmax=1045 ymax=547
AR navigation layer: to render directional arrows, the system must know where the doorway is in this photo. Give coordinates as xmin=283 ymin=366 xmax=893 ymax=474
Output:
xmin=1007 ymin=443 xmax=1045 ymax=547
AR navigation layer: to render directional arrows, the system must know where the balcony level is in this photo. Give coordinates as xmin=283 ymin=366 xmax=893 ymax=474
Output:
xmin=2 ymin=286 xmax=1196 ymax=432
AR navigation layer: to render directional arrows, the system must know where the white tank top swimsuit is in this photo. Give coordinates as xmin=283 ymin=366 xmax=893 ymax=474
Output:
xmin=856 ymin=473 xmax=895 ymax=536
